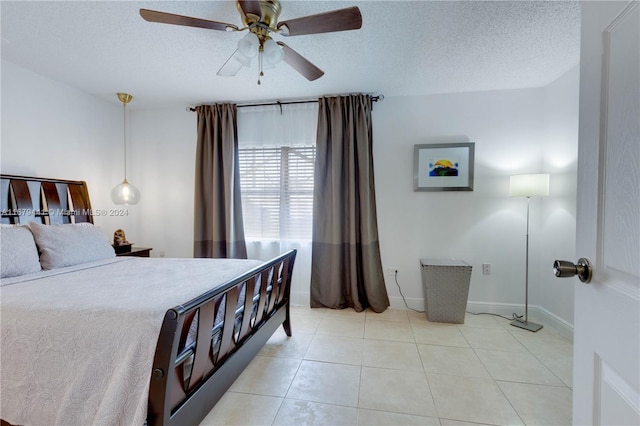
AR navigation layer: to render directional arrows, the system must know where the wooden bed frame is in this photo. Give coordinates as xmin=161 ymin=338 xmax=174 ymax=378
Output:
xmin=0 ymin=174 xmax=297 ymax=426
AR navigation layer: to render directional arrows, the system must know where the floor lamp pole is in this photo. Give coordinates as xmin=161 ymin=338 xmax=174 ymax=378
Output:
xmin=511 ymin=196 xmax=543 ymax=332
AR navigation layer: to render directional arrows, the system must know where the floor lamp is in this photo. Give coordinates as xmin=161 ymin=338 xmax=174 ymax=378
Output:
xmin=509 ymin=173 xmax=549 ymax=332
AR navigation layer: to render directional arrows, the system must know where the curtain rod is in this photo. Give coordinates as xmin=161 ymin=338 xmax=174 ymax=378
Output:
xmin=187 ymin=94 xmax=384 ymax=112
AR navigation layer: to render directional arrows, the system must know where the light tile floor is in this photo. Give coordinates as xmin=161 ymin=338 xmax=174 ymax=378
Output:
xmin=200 ymin=307 xmax=573 ymax=426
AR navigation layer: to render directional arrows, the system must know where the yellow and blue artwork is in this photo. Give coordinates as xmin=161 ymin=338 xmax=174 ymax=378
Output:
xmin=429 ymin=158 xmax=459 ymax=177
xmin=414 ymin=142 xmax=474 ymax=191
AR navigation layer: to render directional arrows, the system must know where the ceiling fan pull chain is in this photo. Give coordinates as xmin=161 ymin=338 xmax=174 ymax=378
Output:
xmin=258 ymin=46 xmax=263 ymax=85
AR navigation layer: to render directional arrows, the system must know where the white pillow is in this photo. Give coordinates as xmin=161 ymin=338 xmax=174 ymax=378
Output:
xmin=29 ymin=222 xmax=115 ymax=270
xmin=1 ymin=225 xmax=42 ymax=278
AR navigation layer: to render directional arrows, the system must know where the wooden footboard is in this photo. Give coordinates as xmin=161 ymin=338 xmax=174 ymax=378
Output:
xmin=147 ymin=249 xmax=297 ymax=426
xmin=0 ymin=175 xmax=297 ymax=425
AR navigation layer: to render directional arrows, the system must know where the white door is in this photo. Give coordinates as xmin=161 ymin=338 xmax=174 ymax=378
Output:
xmin=569 ymin=1 xmax=639 ymax=424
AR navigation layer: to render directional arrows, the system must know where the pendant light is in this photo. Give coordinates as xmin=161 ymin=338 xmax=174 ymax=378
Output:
xmin=111 ymin=93 xmax=141 ymax=205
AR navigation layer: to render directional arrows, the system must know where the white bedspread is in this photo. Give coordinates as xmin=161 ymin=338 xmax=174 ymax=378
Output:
xmin=0 ymin=256 xmax=263 ymax=426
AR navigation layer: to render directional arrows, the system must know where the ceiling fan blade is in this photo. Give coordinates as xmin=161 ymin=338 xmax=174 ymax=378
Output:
xmin=237 ymin=1 xmax=262 ymax=20
xmin=217 ymin=50 xmax=245 ymax=77
xmin=140 ymin=9 xmax=238 ymax=32
xmin=277 ymin=6 xmax=362 ymax=36
xmin=277 ymin=42 xmax=324 ymax=81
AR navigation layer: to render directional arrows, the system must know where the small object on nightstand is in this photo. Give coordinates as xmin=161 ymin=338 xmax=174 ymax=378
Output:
xmin=116 ymin=247 xmax=152 ymax=258
xmin=113 ymin=228 xmax=132 ymax=253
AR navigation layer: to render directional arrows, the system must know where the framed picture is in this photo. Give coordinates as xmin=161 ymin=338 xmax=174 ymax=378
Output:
xmin=414 ymin=142 xmax=475 ymax=191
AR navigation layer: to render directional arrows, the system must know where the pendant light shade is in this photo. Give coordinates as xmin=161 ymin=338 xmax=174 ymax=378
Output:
xmin=111 ymin=179 xmax=141 ymax=205
xmin=111 ymin=93 xmax=141 ymax=205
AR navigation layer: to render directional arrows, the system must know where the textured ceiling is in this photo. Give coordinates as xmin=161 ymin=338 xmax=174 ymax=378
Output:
xmin=1 ymin=1 xmax=581 ymax=109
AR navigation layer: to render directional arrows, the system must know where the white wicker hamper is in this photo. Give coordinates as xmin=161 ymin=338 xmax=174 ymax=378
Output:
xmin=420 ymin=259 xmax=472 ymax=324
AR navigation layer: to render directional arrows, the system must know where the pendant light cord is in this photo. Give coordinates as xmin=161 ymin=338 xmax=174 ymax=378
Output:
xmin=122 ymin=100 xmax=127 ymax=180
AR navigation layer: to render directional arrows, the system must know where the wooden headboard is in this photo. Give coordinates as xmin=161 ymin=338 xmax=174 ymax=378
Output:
xmin=0 ymin=174 xmax=93 ymax=225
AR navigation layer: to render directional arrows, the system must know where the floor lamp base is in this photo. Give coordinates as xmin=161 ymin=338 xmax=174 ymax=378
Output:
xmin=510 ymin=319 xmax=543 ymax=332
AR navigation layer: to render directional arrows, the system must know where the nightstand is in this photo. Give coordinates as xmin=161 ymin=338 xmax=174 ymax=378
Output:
xmin=116 ymin=247 xmax=152 ymax=258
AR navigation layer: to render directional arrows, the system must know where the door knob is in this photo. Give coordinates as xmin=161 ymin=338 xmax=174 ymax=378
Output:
xmin=553 ymin=258 xmax=593 ymax=283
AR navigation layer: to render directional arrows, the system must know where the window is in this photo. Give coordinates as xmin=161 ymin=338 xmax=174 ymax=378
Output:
xmin=237 ymin=102 xmax=318 ymax=245
xmin=239 ymin=145 xmax=315 ymax=241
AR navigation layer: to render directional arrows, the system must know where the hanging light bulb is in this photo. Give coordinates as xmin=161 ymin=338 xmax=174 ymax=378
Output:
xmin=111 ymin=93 xmax=141 ymax=205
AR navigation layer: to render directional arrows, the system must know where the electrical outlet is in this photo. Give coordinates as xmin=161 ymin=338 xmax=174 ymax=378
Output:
xmin=482 ymin=263 xmax=491 ymax=275
xmin=159 ymin=250 xmax=166 ymax=258
xmin=387 ymin=267 xmax=399 ymax=275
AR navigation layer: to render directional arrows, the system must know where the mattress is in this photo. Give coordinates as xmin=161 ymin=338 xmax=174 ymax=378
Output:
xmin=0 ymin=256 xmax=263 ymax=426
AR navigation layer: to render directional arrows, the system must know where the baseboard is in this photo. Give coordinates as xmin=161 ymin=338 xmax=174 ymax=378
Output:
xmin=527 ymin=305 xmax=574 ymax=341
xmin=390 ymin=298 xmax=574 ymax=340
xmin=388 ymin=296 xmax=424 ymax=312
xmin=465 ymin=300 xmax=522 ymax=318
xmin=461 ymin=301 xmax=574 ymax=340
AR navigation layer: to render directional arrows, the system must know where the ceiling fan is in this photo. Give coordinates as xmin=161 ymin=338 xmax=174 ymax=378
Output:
xmin=140 ymin=0 xmax=362 ymax=83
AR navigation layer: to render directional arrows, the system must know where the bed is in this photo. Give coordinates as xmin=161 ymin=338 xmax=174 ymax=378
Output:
xmin=0 ymin=174 xmax=297 ymax=426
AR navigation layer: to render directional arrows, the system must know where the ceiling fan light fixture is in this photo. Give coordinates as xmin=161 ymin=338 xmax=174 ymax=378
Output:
xmin=263 ymin=38 xmax=284 ymax=65
xmin=238 ymin=32 xmax=259 ymax=58
xmin=140 ymin=1 xmax=364 ymax=82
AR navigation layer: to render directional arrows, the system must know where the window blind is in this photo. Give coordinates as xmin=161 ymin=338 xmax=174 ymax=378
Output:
xmin=239 ymin=146 xmax=315 ymax=241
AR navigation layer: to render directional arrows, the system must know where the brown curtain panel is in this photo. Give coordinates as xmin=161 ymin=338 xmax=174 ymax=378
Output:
xmin=310 ymin=94 xmax=389 ymax=313
xmin=193 ymin=104 xmax=247 ymax=259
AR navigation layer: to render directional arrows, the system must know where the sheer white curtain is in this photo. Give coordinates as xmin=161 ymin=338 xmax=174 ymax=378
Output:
xmin=237 ymin=102 xmax=318 ymax=306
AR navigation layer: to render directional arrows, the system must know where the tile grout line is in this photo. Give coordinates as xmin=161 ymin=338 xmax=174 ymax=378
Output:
xmin=455 ymin=320 xmax=526 ymax=425
xmin=506 ymin=329 xmax=573 ymax=389
xmin=259 ymin=309 xmax=572 ymax=425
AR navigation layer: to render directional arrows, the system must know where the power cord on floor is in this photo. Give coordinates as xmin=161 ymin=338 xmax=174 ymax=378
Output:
xmin=379 ymin=279 xmax=562 ymax=418
xmin=465 ymin=311 xmax=521 ymax=321
xmin=393 ymin=271 xmax=425 ymax=313
xmin=394 ymin=271 xmax=526 ymax=322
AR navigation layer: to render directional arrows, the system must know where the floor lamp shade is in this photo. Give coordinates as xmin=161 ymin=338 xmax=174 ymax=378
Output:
xmin=510 ymin=174 xmax=550 ymax=198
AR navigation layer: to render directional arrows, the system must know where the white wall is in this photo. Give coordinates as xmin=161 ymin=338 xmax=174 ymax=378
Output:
xmin=374 ymin=89 xmax=542 ymax=308
xmin=1 ymin=60 xmax=131 ymax=235
xmin=538 ymin=65 xmax=580 ymax=326
xmin=374 ymin=67 xmax=578 ymax=331
xmin=1 ymin=58 xmax=578 ymax=331
xmin=127 ymin=108 xmax=197 ymax=258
